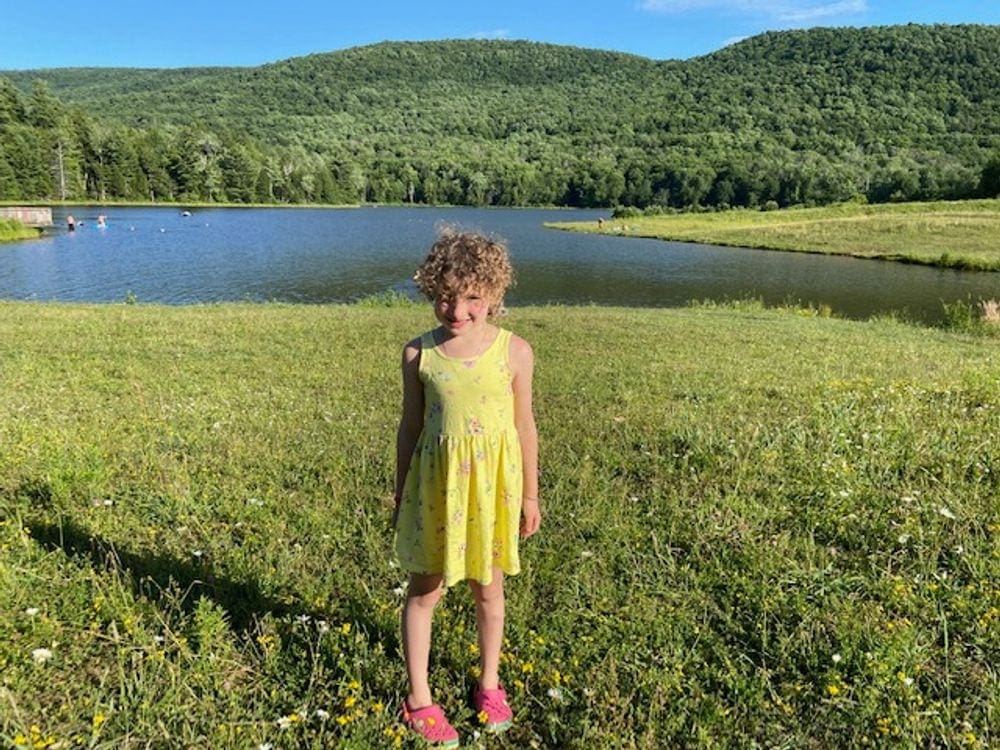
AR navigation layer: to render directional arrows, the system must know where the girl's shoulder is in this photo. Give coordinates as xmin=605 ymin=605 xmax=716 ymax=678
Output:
xmin=504 ymin=330 xmax=534 ymax=370
xmin=402 ymin=332 xmax=431 ymax=365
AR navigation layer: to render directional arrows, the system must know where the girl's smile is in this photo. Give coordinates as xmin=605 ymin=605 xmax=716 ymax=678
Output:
xmin=435 ymin=291 xmax=492 ymax=336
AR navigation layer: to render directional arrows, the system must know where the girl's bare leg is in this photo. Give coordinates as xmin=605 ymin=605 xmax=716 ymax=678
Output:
xmin=402 ymin=573 xmax=445 ymax=708
xmin=468 ymin=567 xmax=505 ymax=689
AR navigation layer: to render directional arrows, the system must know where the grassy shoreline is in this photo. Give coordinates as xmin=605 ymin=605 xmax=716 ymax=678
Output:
xmin=0 ymin=219 xmax=43 ymax=243
xmin=1 ymin=301 xmax=998 ymax=748
xmin=548 ymin=199 xmax=1000 ymax=272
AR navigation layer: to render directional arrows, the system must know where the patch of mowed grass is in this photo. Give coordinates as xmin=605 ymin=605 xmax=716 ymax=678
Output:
xmin=551 ymin=199 xmax=1000 ymax=271
xmin=1 ymin=301 xmax=998 ymax=748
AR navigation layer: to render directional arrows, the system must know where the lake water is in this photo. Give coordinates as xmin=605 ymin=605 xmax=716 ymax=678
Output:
xmin=1 ymin=206 xmax=996 ymax=323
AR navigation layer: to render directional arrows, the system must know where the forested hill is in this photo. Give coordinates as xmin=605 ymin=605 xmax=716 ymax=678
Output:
xmin=2 ymin=24 xmax=999 ymax=208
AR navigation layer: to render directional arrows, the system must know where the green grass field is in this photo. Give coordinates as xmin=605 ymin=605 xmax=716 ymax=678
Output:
xmin=1 ymin=301 xmax=998 ymax=748
xmin=550 ymin=199 xmax=1000 ymax=271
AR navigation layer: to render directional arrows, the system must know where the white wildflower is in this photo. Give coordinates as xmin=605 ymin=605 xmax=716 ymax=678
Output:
xmin=24 ymin=607 xmax=40 ymax=617
xmin=547 ymin=687 xmax=564 ymax=700
xmin=192 ymin=549 xmax=204 ymax=558
xmin=32 ymin=647 xmax=53 ymax=664
xmin=580 ymin=550 xmax=594 ymax=558
xmin=295 ymin=614 xmax=311 ymax=625
xmin=276 ymin=716 xmax=293 ymax=730
xmin=938 ymin=506 xmax=956 ymax=520
xmin=258 ymin=744 xmax=273 ymax=750
xmin=316 ymin=620 xmax=330 ymax=634
xmin=315 ymin=709 xmax=330 ymax=721
xmin=832 ymin=654 xmax=842 ymax=664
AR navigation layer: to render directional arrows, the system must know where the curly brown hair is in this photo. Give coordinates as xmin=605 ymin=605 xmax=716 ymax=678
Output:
xmin=413 ymin=228 xmax=514 ymax=316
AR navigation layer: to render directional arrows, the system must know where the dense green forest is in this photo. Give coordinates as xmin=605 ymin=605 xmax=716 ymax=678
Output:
xmin=3 ymin=24 xmax=1000 ymax=208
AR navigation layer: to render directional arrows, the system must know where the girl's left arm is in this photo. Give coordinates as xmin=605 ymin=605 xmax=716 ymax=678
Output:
xmin=511 ymin=335 xmax=541 ymax=538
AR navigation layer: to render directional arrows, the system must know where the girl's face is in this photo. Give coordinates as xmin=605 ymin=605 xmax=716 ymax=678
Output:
xmin=434 ymin=287 xmax=494 ymax=336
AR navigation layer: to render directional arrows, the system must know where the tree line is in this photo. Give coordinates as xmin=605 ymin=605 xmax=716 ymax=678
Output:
xmin=2 ymin=24 xmax=999 ymax=209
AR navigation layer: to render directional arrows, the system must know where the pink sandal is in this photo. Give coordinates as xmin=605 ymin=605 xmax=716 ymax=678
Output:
xmin=473 ymin=685 xmax=513 ymax=733
xmin=401 ymin=701 xmax=460 ymax=747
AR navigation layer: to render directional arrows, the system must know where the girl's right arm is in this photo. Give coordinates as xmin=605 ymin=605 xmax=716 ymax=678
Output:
xmin=394 ymin=339 xmax=424 ymax=517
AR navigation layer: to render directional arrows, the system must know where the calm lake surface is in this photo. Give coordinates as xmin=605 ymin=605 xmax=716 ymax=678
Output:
xmin=2 ymin=206 xmax=997 ymax=323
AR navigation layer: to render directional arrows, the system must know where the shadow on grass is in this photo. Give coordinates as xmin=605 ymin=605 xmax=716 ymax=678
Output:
xmin=18 ymin=480 xmax=398 ymax=651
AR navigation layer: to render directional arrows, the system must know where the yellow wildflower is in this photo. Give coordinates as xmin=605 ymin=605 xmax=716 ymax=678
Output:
xmin=478 ymin=710 xmax=489 ymax=724
xmin=826 ymin=684 xmax=840 ymax=697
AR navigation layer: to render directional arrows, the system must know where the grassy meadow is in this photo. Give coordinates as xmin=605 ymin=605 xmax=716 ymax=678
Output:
xmin=549 ymin=199 xmax=1000 ymax=271
xmin=1 ymin=300 xmax=998 ymax=748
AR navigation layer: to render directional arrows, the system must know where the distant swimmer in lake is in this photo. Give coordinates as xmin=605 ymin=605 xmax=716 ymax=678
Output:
xmin=97 ymin=214 xmax=107 ymax=228
xmin=181 ymin=210 xmax=192 ymax=217
xmin=66 ymin=215 xmax=76 ymax=232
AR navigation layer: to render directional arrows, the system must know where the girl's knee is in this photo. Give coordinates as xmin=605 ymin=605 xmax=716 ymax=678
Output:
xmin=407 ymin=574 xmax=444 ymax=608
xmin=469 ymin=571 xmax=505 ymax=604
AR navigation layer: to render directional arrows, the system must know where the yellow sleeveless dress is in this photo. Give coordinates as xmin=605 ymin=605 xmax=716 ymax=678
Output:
xmin=395 ymin=327 xmax=523 ymax=587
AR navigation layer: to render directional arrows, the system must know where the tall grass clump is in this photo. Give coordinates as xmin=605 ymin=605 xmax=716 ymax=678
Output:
xmin=1 ymin=301 xmax=998 ymax=748
xmin=0 ymin=218 xmax=42 ymax=242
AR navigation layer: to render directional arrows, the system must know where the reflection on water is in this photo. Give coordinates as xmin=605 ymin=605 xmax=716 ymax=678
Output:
xmin=0 ymin=206 xmax=996 ymax=324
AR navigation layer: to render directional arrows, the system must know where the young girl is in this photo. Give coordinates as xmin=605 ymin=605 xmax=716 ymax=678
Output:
xmin=394 ymin=229 xmax=541 ymax=746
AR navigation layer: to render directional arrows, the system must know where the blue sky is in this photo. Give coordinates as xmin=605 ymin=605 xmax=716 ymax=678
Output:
xmin=3 ymin=0 xmax=998 ymax=70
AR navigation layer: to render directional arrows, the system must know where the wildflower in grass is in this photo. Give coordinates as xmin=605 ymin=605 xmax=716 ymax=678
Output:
xmin=392 ymin=585 xmax=405 ymax=597
xmin=826 ymin=684 xmax=840 ymax=697
xmin=348 ymin=679 xmax=361 ymax=691
xmin=24 ymin=607 xmax=40 ymax=616
xmin=832 ymin=654 xmax=842 ymax=664
xmin=340 ymin=622 xmax=352 ymax=635
xmin=547 ymin=687 xmax=564 ymax=701
xmin=258 ymin=744 xmax=273 ymax=750
xmin=522 ymin=661 xmax=534 ymax=673
xmin=938 ymin=506 xmax=957 ymax=520
xmin=276 ymin=713 xmax=300 ymax=729
xmin=317 ymin=620 xmax=330 ymax=634
xmin=31 ymin=647 xmax=53 ymax=664
xmin=580 ymin=550 xmax=594 ymax=558
xmin=371 ymin=701 xmax=384 ymax=713
xmin=92 ymin=713 xmax=107 ymax=731
xmin=315 ymin=709 xmax=330 ymax=721
xmin=344 ymin=696 xmax=358 ymax=709
xmin=478 ymin=710 xmax=490 ymax=724
xmin=295 ymin=614 xmax=311 ymax=625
